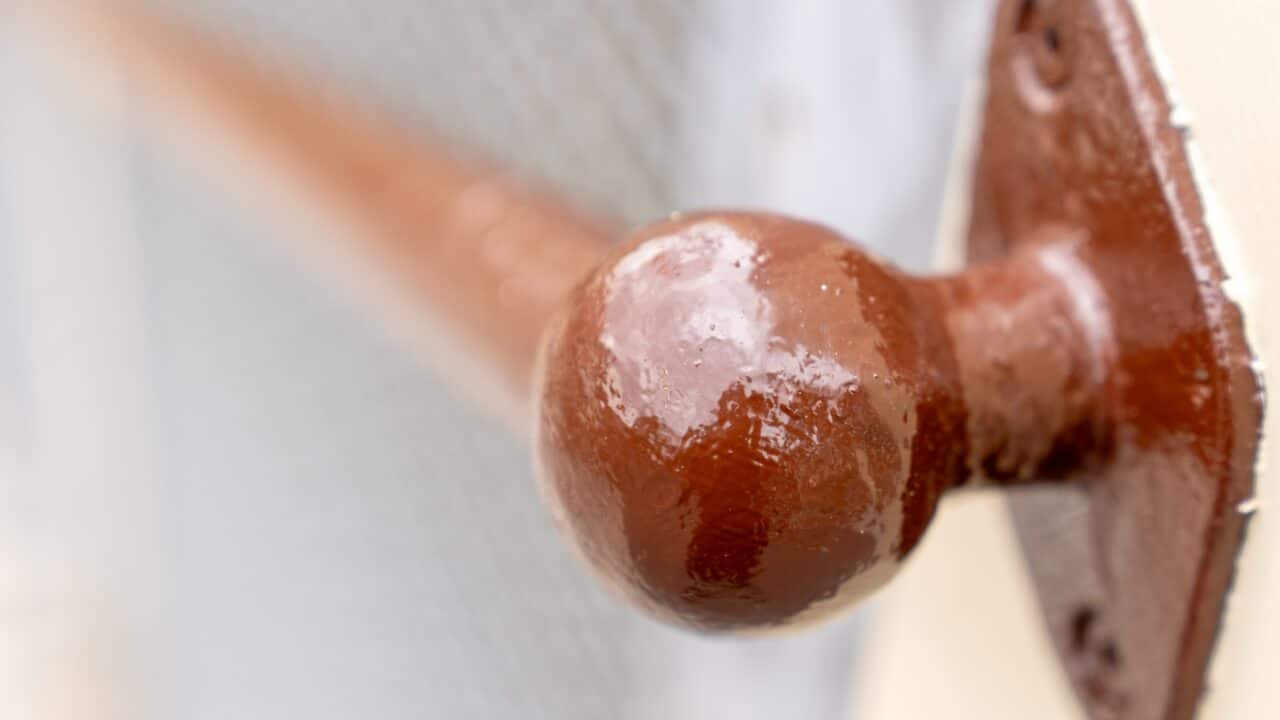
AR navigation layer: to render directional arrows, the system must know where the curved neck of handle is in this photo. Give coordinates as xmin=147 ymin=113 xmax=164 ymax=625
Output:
xmin=918 ymin=241 xmax=1115 ymax=487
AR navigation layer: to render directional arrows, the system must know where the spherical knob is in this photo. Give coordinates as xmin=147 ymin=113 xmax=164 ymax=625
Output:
xmin=533 ymin=212 xmax=1107 ymax=631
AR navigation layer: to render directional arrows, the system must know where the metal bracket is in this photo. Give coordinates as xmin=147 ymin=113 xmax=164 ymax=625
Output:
xmin=971 ymin=1 xmax=1261 ymax=717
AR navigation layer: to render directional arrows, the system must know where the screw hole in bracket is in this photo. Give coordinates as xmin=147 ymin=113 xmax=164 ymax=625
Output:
xmin=1067 ymin=604 xmax=1127 ymax=711
xmin=1012 ymin=0 xmax=1072 ymax=110
xmin=1070 ymin=605 xmax=1096 ymax=652
xmin=1044 ymin=24 xmax=1062 ymax=53
xmin=1100 ymin=640 xmax=1122 ymax=670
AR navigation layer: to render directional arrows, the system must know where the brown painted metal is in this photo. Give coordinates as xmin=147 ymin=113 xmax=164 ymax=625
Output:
xmin=971 ymin=1 xmax=1261 ymax=717
xmin=534 ymin=212 xmax=1112 ymax=631
xmin=535 ymin=2 xmax=1261 ymax=716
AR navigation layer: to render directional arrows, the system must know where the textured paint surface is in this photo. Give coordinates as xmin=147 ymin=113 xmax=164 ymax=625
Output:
xmin=534 ymin=212 xmax=1108 ymax=630
xmin=535 ymin=10 xmax=1264 ymax=702
xmin=970 ymin=1 xmax=1262 ymax=717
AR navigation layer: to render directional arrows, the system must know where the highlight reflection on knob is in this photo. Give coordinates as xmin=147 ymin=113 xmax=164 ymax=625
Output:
xmin=534 ymin=212 xmax=1109 ymax=631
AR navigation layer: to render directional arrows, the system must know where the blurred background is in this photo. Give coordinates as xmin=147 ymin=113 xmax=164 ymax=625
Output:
xmin=0 ymin=2 xmax=1050 ymax=719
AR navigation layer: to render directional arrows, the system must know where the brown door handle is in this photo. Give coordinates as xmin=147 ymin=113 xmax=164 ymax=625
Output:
xmin=533 ymin=3 xmax=1263 ymax=715
xmin=534 ymin=212 xmax=1110 ymax=630
xmin=532 ymin=5 xmax=1263 ymax=716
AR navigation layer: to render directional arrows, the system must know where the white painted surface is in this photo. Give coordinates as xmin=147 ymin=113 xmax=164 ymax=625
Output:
xmin=681 ymin=0 xmax=995 ymax=272
xmin=0 ymin=30 xmax=168 ymax=719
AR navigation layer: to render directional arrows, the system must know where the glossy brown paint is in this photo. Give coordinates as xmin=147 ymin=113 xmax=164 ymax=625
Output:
xmin=536 ymin=2 xmax=1262 ymax=713
xmin=972 ymin=1 xmax=1261 ymax=718
xmin=534 ymin=212 xmax=1112 ymax=631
